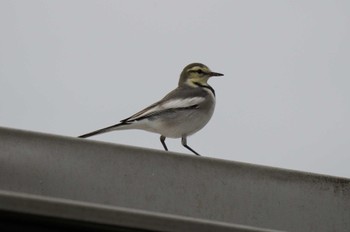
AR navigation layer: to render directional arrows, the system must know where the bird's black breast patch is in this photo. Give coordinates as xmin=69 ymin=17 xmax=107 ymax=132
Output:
xmin=194 ymin=82 xmax=215 ymax=96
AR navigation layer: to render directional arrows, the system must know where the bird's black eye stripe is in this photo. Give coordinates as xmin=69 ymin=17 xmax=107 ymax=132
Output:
xmin=190 ymin=69 xmax=204 ymax=74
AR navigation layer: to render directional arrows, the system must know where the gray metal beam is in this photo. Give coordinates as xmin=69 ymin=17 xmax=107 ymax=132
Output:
xmin=0 ymin=127 xmax=349 ymax=231
xmin=0 ymin=190 xmax=279 ymax=232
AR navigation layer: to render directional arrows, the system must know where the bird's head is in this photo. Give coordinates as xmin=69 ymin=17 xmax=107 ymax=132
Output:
xmin=179 ymin=63 xmax=223 ymax=87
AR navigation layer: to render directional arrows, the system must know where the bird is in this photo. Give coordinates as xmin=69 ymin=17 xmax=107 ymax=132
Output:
xmin=78 ymin=63 xmax=223 ymax=156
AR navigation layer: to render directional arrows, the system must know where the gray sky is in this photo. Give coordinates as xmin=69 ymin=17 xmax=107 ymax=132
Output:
xmin=1 ymin=1 xmax=349 ymax=178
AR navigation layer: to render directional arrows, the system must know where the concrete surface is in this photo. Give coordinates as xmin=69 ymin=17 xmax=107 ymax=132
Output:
xmin=0 ymin=126 xmax=349 ymax=231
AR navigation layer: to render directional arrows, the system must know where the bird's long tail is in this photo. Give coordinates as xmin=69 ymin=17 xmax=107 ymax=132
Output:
xmin=78 ymin=122 xmax=128 ymax=138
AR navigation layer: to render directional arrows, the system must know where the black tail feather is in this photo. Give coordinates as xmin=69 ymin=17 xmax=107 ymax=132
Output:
xmin=78 ymin=122 xmax=125 ymax=138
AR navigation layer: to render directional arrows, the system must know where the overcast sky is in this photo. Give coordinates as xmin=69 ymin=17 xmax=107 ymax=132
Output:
xmin=1 ymin=1 xmax=349 ymax=178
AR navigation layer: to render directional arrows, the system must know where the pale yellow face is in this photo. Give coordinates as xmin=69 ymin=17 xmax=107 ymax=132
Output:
xmin=179 ymin=63 xmax=223 ymax=87
xmin=185 ymin=65 xmax=212 ymax=86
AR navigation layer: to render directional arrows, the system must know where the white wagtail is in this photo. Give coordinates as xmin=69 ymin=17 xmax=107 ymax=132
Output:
xmin=78 ymin=63 xmax=223 ymax=156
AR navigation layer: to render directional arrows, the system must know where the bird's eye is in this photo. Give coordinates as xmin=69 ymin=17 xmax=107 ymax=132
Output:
xmin=196 ymin=69 xmax=204 ymax=74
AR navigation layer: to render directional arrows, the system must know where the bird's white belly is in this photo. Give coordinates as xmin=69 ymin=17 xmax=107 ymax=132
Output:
xmin=135 ymin=102 xmax=215 ymax=138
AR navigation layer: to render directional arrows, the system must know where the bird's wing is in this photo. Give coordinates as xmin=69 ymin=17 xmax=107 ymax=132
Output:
xmin=121 ymin=96 xmax=205 ymax=123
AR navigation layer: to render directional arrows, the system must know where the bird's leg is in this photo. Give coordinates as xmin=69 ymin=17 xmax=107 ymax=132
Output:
xmin=160 ymin=135 xmax=168 ymax=151
xmin=181 ymin=137 xmax=201 ymax=156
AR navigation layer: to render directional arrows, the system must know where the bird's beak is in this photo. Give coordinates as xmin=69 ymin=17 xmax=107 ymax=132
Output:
xmin=209 ymin=72 xmax=224 ymax=77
